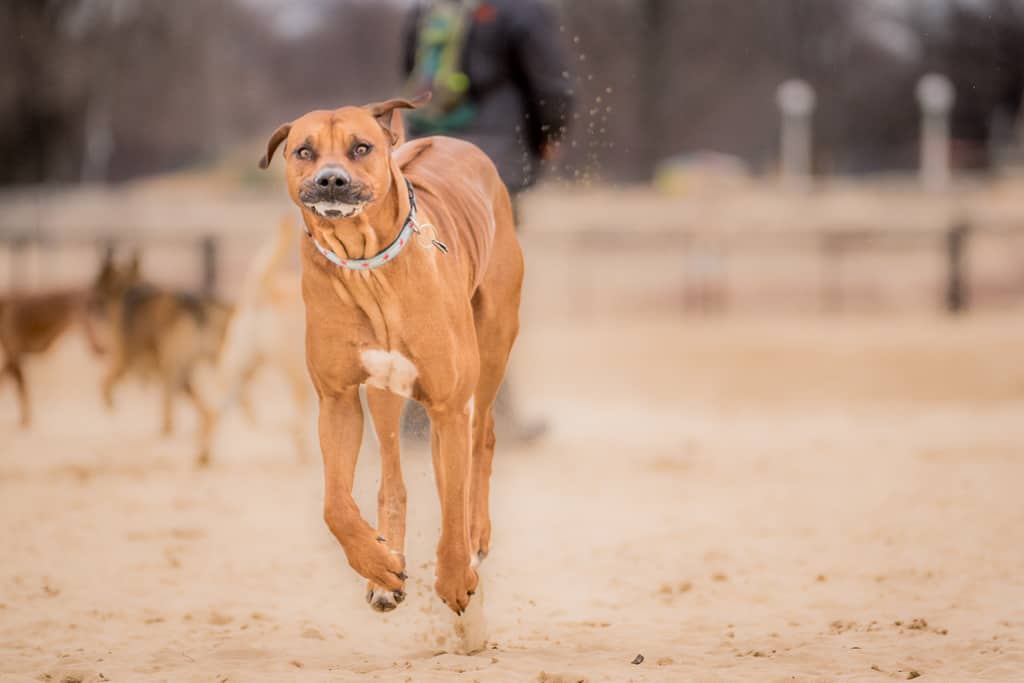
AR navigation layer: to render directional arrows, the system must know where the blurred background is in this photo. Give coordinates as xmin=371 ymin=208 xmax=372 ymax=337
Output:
xmin=3 ymin=2 xmax=1024 ymax=681
xmin=2 ymin=0 xmax=1024 ymax=313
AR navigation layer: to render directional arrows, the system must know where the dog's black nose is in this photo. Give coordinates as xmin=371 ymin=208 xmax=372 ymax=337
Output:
xmin=315 ymin=166 xmax=350 ymax=189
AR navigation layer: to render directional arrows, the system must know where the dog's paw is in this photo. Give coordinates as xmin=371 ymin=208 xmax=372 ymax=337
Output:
xmin=366 ymin=582 xmax=406 ymax=612
xmin=345 ymin=534 xmax=406 ymax=593
xmin=435 ymin=560 xmax=478 ymax=616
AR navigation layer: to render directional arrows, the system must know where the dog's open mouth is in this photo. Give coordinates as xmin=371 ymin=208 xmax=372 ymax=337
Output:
xmin=306 ymin=201 xmax=364 ymax=219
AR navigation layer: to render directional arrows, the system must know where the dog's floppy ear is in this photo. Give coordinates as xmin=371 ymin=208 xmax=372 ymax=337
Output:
xmin=365 ymin=92 xmax=432 ymax=145
xmin=258 ymin=123 xmax=292 ymax=169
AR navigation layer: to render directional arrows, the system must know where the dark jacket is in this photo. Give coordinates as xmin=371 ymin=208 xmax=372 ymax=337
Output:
xmin=403 ymin=0 xmax=573 ymax=193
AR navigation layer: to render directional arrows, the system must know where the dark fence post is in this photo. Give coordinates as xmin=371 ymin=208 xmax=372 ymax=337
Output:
xmin=945 ymin=220 xmax=970 ymax=314
xmin=9 ymin=235 xmax=29 ymax=291
xmin=820 ymin=233 xmax=845 ymax=313
xmin=200 ymin=236 xmax=218 ymax=296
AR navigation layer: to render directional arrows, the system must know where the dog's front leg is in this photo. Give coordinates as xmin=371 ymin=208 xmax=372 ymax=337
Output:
xmin=101 ymin=351 xmax=126 ymax=411
xmin=4 ymin=359 xmax=30 ymax=428
xmin=319 ymin=386 xmax=406 ymax=593
xmin=429 ymin=404 xmax=478 ymax=615
xmin=364 ymin=387 xmax=408 ymax=611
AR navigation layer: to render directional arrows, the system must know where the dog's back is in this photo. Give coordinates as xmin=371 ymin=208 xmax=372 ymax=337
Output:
xmin=0 ymin=290 xmax=81 ymax=357
xmin=110 ymin=283 xmax=230 ymax=377
xmin=1 ymin=289 xmax=87 ymax=427
xmin=395 ymin=136 xmax=514 ymax=294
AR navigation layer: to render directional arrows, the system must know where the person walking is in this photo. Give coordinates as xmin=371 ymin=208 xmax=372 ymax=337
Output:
xmin=400 ymin=0 xmax=573 ymax=444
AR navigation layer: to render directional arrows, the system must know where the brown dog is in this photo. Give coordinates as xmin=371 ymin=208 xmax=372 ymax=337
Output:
xmin=1 ymin=287 xmax=102 ymax=427
xmin=260 ymin=94 xmax=523 ymax=616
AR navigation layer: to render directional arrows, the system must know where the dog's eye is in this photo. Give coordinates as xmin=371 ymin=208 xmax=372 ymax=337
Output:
xmin=352 ymin=143 xmax=372 ymax=158
xmin=295 ymin=147 xmax=314 ymax=161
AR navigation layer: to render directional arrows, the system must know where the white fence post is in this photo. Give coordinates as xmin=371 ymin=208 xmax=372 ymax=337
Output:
xmin=776 ymin=79 xmax=816 ymax=191
xmin=916 ymin=73 xmax=955 ymax=192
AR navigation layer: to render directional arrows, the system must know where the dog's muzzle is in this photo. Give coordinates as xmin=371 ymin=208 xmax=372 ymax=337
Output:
xmin=300 ymin=166 xmax=372 ymax=218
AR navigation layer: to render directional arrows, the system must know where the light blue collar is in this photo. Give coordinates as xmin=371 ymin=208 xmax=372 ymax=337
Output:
xmin=305 ymin=178 xmax=447 ymax=270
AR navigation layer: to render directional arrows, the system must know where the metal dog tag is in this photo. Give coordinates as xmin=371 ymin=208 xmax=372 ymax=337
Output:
xmin=413 ymin=222 xmax=449 ymax=255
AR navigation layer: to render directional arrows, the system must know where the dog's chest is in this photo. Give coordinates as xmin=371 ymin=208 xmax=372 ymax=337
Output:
xmin=359 ymin=349 xmax=418 ymax=397
xmin=303 ymin=245 xmax=471 ymax=401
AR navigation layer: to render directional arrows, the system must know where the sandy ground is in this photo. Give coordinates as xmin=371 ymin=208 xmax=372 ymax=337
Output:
xmin=2 ymin=313 xmax=1024 ymax=682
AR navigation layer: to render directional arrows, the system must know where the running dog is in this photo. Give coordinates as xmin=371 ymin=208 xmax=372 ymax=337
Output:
xmin=208 ymin=218 xmax=311 ymax=462
xmin=93 ymin=253 xmax=231 ymax=464
xmin=259 ymin=93 xmax=523 ymax=616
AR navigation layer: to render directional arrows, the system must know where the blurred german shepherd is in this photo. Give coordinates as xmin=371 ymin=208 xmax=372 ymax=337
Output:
xmin=93 ymin=252 xmax=231 ymax=464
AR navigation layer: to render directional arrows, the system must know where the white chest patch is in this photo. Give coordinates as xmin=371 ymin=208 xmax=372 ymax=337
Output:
xmin=360 ymin=350 xmax=418 ymax=397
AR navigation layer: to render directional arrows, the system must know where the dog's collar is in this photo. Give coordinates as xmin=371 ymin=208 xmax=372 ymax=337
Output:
xmin=304 ymin=178 xmax=447 ymax=270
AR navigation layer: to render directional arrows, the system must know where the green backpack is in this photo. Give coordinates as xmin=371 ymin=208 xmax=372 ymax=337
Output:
xmin=406 ymin=1 xmax=477 ymax=135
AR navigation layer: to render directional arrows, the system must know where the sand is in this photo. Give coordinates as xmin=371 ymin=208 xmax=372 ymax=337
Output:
xmin=2 ymin=314 xmax=1024 ymax=682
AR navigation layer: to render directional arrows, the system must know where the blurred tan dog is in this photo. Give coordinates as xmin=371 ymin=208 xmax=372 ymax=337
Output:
xmin=93 ymin=253 xmax=231 ymax=464
xmin=208 ymin=218 xmax=311 ymax=462
xmin=259 ymin=94 xmax=523 ymax=616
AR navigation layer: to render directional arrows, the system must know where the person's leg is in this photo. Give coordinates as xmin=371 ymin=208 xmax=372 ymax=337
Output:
xmin=492 ymin=377 xmax=548 ymax=444
xmin=400 ymin=396 xmax=431 ymax=442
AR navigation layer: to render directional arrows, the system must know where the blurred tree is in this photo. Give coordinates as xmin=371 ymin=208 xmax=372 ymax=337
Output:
xmin=1 ymin=0 xmax=1021 ymax=185
xmin=0 ymin=0 xmax=82 ymax=183
xmin=0 ymin=0 xmax=274 ymax=183
xmin=929 ymin=0 xmax=1024 ymax=168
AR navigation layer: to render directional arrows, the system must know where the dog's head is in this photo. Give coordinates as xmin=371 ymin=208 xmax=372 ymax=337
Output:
xmin=85 ymin=248 xmax=143 ymax=354
xmin=259 ymin=94 xmax=430 ymax=220
xmin=90 ymin=248 xmax=141 ymax=309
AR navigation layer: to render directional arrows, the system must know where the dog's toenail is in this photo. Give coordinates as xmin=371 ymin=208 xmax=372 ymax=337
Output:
xmin=394 ymin=590 xmax=406 ymax=603
xmin=366 ymin=590 xmax=374 ymax=603
xmin=376 ymin=535 xmax=386 ymax=543
xmin=396 ymin=571 xmax=408 ymax=581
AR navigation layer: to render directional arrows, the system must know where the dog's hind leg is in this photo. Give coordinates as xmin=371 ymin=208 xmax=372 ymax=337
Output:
xmin=429 ymin=401 xmax=478 ymax=616
xmin=468 ymin=384 xmax=498 ymax=564
xmin=319 ymin=386 xmax=406 ymax=594
xmin=159 ymin=373 xmax=179 ymax=437
xmin=235 ymin=359 xmax=263 ymax=425
xmin=467 ymin=228 xmax=523 ymax=565
xmin=4 ymin=359 xmax=30 ymax=428
xmin=182 ymin=376 xmax=214 ymax=466
xmin=101 ymin=352 xmax=126 ymax=412
xmin=364 ymin=386 xmax=408 ymax=612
